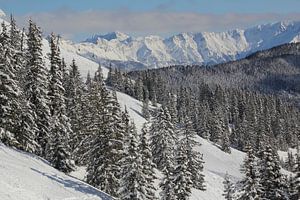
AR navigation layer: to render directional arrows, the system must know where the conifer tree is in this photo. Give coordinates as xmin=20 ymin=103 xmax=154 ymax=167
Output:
xmin=25 ymin=20 xmax=51 ymax=157
xmin=291 ymin=153 xmax=300 ymax=199
xmin=134 ymin=77 xmax=143 ymax=101
xmin=86 ymin=87 xmax=124 ymax=197
xmin=160 ymin=158 xmax=176 ymax=200
xmin=173 ymin=143 xmax=193 ymax=200
xmin=150 ymin=106 xmax=176 ymax=170
xmin=48 ymin=33 xmax=73 ymax=172
xmin=9 ymin=15 xmax=22 ymax=51
xmin=221 ymin=132 xmax=231 ymax=154
xmin=180 ymin=117 xmax=206 ymax=190
xmin=142 ymin=87 xmax=150 ymax=120
xmin=259 ymin=145 xmax=285 ymax=199
xmin=209 ymin=107 xmax=228 ymax=144
xmin=85 ymin=71 xmax=92 ymax=91
xmin=119 ymin=122 xmax=147 ymax=200
xmin=65 ymin=59 xmax=85 ymax=160
xmin=285 ymin=151 xmax=295 ymax=172
xmin=223 ymin=173 xmax=235 ymax=200
xmin=238 ymin=145 xmax=262 ymax=200
xmin=14 ymin=97 xmax=39 ymax=153
xmin=0 ymin=22 xmax=21 ymax=146
xmin=139 ymin=123 xmax=157 ymax=200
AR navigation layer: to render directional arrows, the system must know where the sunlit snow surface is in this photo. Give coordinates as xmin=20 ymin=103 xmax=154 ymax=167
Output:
xmin=0 ymin=143 xmax=113 ymax=200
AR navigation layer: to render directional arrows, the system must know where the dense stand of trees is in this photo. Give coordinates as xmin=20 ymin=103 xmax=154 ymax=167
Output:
xmin=108 ymin=63 xmax=300 ymax=152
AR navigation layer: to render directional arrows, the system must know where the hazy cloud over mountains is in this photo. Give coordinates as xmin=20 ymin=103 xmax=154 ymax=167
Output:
xmin=13 ymin=9 xmax=300 ymax=40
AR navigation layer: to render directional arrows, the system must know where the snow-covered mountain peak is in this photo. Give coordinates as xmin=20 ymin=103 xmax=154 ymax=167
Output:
xmin=72 ymin=20 xmax=300 ymax=70
xmin=85 ymin=31 xmax=130 ymax=43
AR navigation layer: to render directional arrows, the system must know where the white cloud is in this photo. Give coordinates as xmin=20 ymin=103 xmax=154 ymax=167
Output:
xmin=13 ymin=9 xmax=300 ymax=39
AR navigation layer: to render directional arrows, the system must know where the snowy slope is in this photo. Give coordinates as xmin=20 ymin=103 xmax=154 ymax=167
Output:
xmin=0 ymin=143 xmax=113 ymax=200
xmin=113 ymin=91 xmax=245 ymax=200
xmin=41 ymin=38 xmax=108 ymax=79
xmin=60 ymin=21 xmax=300 ymax=69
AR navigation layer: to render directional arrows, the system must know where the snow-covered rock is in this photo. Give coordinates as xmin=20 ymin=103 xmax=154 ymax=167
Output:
xmin=64 ymin=21 xmax=300 ymax=69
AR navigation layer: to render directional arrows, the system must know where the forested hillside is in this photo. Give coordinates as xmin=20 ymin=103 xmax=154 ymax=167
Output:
xmin=2 ymin=14 xmax=300 ymax=200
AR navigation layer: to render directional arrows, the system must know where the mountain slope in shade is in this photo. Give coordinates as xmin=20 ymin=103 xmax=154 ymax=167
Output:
xmin=0 ymin=143 xmax=113 ymax=200
xmin=61 ymin=21 xmax=300 ymax=70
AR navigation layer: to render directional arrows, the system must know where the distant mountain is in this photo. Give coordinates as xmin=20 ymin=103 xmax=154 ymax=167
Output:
xmin=84 ymin=31 xmax=131 ymax=43
xmin=61 ymin=21 xmax=300 ymax=70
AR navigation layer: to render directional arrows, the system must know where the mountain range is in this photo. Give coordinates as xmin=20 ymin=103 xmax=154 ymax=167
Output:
xmin=59 ymin=21 xmax=300 ymax=70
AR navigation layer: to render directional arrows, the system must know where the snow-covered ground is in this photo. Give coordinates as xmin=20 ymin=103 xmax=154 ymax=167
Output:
xmin=0 ymin=143 xmax=113 ymax=200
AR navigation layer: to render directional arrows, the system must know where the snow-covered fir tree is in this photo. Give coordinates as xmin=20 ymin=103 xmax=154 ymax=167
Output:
xmin=139 ymin=122 xmax=157 ymax=200
xmin=119 ymin=121 xmax=147 ymax=200
xmin=134 ymin=77 xmax=143 ymax=101
xmin=86 ymin=85 xmax=124 ymax=197
xmin=259 ymin=145 xmax=285 ymax=199
xmin=238 ymin=145 xmax=262 ymax=200
xmin=180 ymin=117 xmax=206 ymax=190
xmin=223 ymin=173 xmax=235 ymax=200
xmin=160 ymin=158 xmax=176 ymax=200
xmin=47 ymin=33 xmax=73 ymax=173
xmin=291 ymin=153 xmax=300 ymax=199
xmin=25 ymin=20 xmax=51 ymax=157
xmin=141 ymin=87 xmax=150 ymax=120
xmin=150 ymin=106 xmax=176 ymax=171
xmin=14 ymin=96 xmax=39 ymax=153
xmin=65 ymin=59 xmax=85 ymax=162
xmin=173 ymin=143 xmax=193 ymax=200
xmin=0 ymin=22 xmax=21 ymax=146
xmin=221 ymin=132 xmax=231 ymax=154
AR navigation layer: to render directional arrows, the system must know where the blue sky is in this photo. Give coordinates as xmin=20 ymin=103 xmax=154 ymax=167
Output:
xmin=3 ymin=0 xmax=300 ymax=14
xmin=2 ymin=0 xmax=300 ymax=40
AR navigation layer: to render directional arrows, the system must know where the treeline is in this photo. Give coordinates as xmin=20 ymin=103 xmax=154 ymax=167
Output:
xmin=0 ymin=17 xmax=207 ymax=199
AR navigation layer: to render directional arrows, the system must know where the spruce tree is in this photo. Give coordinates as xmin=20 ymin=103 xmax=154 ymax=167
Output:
xmin=291 ymin=153 xmax=300 ymax=199
xmin=142 ymin=87 xmax=150 ymax=120
xmin=173 ymin=143 xmax=193 ymax=200
xmin=221 ymin=132 xmax=231 ymax=154
xmin=139 ymin=123 xmax=157 ymax=200
xmin=134 ymin=77 xmax=143 ymax=101
xmin=0 ymin=21 xmax=21 ymax=146
xmin=238 ymin=145 xmax=262 ymax=200
xmin=223 ymin=173 xmax=235 ymax=200
xmin=150 ymin=106 xmax=176 ymax=171
xmin=14 ymin=97 xmax=39 ymax=153
xmin=48 ymin=33 xmax=73 ymax=172
xmin=160 ymin=158 xmax=176 ymax=200
xmin=86 ymin=87 xmax=124 ymax=197
xmin=180 ymin=117 xmax=206 ymax=190
xmin=259 ymin=145 xmax=285 ymax=200
xmin=65 ymin=59 xmax=85 ymax=161
xmin=25 ymin=20 xmax=51 ymax=157
xmin=119 ymin=122 xmax=147 ymax=200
